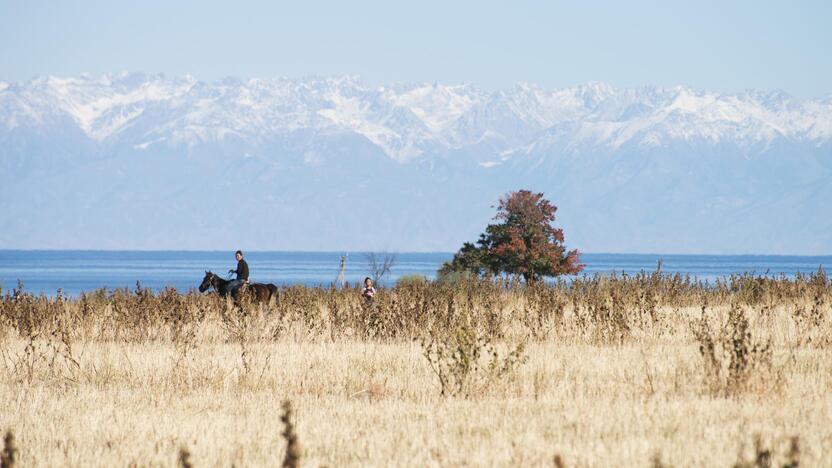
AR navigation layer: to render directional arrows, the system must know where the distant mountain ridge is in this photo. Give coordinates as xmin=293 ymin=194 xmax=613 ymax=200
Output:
xmin=1 ymin=73 xmax=830 ymax=254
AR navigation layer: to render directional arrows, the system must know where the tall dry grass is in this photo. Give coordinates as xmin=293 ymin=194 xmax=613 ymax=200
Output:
xmin=0 ymin=269 xmax=830 ymax=466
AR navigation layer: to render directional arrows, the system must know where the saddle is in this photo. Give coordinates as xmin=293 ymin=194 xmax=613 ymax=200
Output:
xmin=228 ymin=280 xmax=249 ymax=295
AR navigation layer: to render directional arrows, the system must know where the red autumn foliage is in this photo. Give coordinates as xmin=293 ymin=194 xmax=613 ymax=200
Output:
xmin=440 ymin=190 xmax=583 ymax=282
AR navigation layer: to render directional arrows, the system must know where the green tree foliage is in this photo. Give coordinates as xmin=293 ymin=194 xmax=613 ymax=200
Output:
xmin=440 ymin=190 xmax=583 ymax=283
xmin=438 ymin=242 xmax=487 ymax=279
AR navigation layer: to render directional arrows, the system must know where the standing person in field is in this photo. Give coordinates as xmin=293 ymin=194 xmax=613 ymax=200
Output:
xmin=362 ymin=277 xmax=376 ymax=303
xmin=227 ymin=250 xmax=249 ymax=295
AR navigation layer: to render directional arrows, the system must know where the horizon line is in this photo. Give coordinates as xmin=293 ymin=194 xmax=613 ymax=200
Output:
xmin=1 ymin=249 xmax=830 ymax=259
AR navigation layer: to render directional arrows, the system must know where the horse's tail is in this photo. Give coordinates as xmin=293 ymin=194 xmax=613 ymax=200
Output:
xmin=267 ymin=283 xmax=279 ymax=303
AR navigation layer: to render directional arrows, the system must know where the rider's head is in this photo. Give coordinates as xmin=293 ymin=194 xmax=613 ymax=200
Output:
xmin=235 ymin=250 xmax=243 ymax=261
xmin=364 ymin=277 xmax=373 ymax=288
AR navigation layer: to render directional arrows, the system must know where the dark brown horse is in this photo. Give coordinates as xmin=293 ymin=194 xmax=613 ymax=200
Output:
xmin=198 ymin=271 xmax=278 ymax=304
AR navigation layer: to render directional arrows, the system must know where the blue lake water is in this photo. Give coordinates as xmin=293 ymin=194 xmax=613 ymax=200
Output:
xmin=0 ymin=250 xmax=829 ymax=296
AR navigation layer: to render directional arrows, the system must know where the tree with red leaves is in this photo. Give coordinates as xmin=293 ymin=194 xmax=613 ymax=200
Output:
xmin=440 ymin=190 xmax=583 ymax=283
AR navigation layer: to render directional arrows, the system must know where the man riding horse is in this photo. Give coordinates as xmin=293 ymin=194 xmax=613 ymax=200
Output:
xmin=227 ymin=250 xmax=249 ymax=296
xmin=198 ymin=250 xmax=278 ymax=304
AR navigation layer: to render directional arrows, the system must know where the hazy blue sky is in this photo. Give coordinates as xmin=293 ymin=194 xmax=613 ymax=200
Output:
xmin=1 ymin=0 xmax=830 ymax=97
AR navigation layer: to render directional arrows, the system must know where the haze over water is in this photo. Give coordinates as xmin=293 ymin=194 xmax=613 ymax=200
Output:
xmin=0 ymin=250 xmax=829 ymax=297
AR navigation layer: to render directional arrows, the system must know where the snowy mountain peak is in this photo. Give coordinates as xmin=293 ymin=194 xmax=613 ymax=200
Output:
xmin=1 ymin=74 xmax=830 ymax=160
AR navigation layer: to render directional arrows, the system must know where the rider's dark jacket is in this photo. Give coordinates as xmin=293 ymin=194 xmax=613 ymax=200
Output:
xmin=234 ymin=259 xmax=249 ymax=281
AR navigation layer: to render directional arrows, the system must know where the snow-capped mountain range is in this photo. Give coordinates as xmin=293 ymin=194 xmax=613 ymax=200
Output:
xmin=1 ymin=73 xmax=830 ymax=254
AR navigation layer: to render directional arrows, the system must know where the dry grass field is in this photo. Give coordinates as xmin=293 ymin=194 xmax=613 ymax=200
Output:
xmin=1 ymin=272 xmax=830 ymax=467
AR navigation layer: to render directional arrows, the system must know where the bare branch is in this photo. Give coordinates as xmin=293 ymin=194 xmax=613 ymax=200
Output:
xmin=365 ymin=252 xmax=397 ymax=285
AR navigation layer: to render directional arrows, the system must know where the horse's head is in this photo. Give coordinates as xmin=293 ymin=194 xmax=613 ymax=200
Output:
xmin=198 ymin=271 xmax=215 ymax=293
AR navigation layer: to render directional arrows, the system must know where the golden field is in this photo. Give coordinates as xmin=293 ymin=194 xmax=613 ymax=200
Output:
xmin=1 ymin=272 xmax=830 ymax=467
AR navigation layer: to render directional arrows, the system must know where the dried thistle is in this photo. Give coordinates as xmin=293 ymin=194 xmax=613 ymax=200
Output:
xmin=1 ymin=431 xmax=17 ymax=468
xmin=783 ymin=437 xmax=800 ymax=468
xmin=178 ymin=446 xmax=193 ymax=468
xmin=281 ymin=400 xmax=301 ymax=468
